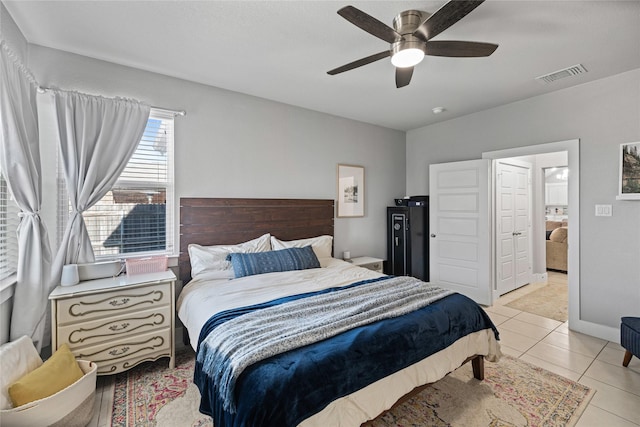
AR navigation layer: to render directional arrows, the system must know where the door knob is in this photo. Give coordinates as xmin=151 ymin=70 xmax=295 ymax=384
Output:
xmin=430 ymin=234 xmax=436 ymax=238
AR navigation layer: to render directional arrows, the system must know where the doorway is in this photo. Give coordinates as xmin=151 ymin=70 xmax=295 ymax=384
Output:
xmin=483 ymin=139 xmax=579 ymax=329
xmin=492 ymin=154 xmax=569 ymax=322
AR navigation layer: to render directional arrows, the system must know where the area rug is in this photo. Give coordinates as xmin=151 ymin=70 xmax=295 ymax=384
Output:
xmin=110 ymin=351 xmax=211 ymax=427
xmin=505 ymin=280 xmax=568 ymax=322
xmin=111 ymin=350 xmax=592 ymax=427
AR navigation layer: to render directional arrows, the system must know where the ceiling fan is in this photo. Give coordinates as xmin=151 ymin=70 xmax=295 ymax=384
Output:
xmin=327 ymin=0 xmax=498 ymax=88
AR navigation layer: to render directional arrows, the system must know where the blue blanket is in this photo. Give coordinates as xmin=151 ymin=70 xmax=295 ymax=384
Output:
xmin=194 ymin=276 xmax=498 ymax=427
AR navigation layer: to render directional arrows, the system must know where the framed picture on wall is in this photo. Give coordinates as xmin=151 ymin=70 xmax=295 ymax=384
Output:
xmin=618 ymin=142 xmax=640 ymax=200
xmin=337 ymin=164 xmax=364 ymax=217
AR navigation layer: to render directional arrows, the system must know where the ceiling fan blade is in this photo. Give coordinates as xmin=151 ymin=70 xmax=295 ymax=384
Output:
xmin=327 ymin=50 xmax=391 ymax=75
xmin=413 ymin=0 xmax=485 ymax=42
xmin=426 ymin=40 xmax=498 ymax=57
xmin=395 ymin=67 xmax=414 ymax=88
xmin=338 ymin=6 xmax=402 ymax=44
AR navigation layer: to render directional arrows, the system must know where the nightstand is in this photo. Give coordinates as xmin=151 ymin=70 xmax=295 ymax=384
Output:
xmin=350 ymin=256 xmax=384 ymax=273
xmin=49 ymin=270 xmax=176 ymax=375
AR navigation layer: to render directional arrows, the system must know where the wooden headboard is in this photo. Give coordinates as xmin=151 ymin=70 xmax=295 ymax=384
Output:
xmin=179 ymin=198 xmax=334 ymax=284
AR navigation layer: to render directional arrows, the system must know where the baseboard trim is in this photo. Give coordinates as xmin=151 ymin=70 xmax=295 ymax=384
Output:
xmin=570 ymin=318 xmax=620 ymax=344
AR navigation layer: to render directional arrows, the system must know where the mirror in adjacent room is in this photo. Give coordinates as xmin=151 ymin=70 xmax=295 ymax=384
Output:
xmin=544 ymin=166 xmax=568 ymax=221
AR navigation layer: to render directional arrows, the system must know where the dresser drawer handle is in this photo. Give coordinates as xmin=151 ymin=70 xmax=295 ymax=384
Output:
xmin=109 ymin=322 xmax=131 ymax=332
xmin=109 ymin=346 xmax=130 ymax=356
xmin=109 ymin=298 xmax=130 ymax=307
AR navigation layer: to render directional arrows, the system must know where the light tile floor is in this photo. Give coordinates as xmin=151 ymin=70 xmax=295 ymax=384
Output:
xmin=89 ymin=272 xmax=640 ymax=426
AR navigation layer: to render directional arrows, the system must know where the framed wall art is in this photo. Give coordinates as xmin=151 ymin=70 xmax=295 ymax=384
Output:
xmin=336 ymin=164 xmax=364 ymax=217
xmin=618 ymin=142 xmax=640 ymax=200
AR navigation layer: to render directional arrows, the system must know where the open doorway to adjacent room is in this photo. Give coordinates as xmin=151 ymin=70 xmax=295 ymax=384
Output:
xmin=483 ymin=141 xmax=577 ymax=326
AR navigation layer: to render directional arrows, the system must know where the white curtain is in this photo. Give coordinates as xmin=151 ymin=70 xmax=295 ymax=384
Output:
xmin=52 ymin=91 xmax=150 ymax=282
xmin=0 ymin=41 xmax=53 ymax=350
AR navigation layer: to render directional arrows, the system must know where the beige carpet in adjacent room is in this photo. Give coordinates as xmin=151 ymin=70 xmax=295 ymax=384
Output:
xmin=506 ymin=272 xmax=568 ymax=322
xmin=110 ymin=348 xmax=592 ymax=427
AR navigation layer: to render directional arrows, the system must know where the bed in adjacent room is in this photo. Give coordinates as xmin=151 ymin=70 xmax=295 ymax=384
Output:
xmin=177 ymin=198 xmax=501 ymax=427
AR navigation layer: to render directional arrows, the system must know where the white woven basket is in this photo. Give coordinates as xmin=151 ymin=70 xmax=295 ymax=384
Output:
xmin=0 ymin=360 xmax=97 ymax=427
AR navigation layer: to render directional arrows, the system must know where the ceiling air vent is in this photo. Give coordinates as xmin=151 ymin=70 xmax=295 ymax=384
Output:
xmin=535 ymin=64 xmax=588 ymax=84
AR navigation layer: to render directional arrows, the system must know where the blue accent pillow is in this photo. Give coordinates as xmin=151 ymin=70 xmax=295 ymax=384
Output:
xmin=226 ymin=246 xmax=321 ymax=278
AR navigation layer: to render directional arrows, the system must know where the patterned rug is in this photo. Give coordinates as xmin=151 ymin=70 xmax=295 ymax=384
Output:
xmin=111 ymin=351 xmax=592 ymax=427
xmin=110 ymin=351 xmax=210 ymax=427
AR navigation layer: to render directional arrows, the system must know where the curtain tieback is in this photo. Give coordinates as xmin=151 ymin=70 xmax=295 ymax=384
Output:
xmin=18 ymin=211 xmax=41 ymax=219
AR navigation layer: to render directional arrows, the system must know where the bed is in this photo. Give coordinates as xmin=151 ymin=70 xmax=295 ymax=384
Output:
xmin=177 ymin=198 xmax=501 ymax=427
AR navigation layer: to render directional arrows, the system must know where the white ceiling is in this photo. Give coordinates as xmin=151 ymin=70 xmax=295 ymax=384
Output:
xmin=4 ymin=0 xmax=640 ymax=131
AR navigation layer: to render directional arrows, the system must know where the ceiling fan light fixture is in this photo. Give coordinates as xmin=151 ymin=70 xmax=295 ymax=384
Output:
xmin=391 ymin=38 xmax=426 ymax=68
xmin=391 ymin=48 xmax=425 ymax=68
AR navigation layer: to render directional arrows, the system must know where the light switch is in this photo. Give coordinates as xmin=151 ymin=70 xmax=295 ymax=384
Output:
xmin=595 ymin=204 xmax=612 ymax=216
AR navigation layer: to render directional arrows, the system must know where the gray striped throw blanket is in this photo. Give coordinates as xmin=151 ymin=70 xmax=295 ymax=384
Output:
xmin=197 ymin=275 xmax=455 ymax=412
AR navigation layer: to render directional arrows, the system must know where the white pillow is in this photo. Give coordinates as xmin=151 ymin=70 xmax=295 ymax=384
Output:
xmin=188 ymin=233 xmax=271 ymax=279
xmin=0 ymin=335 xmax=43 ymax=409
xmin=270 ymin=235 xmax=333 ymax=266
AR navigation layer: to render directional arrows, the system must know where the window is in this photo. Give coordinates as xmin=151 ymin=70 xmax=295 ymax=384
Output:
xmin=0 ymin=173 xmax=20 ymax=280
xmin=58 ymin=109 xmax=175 ymax=259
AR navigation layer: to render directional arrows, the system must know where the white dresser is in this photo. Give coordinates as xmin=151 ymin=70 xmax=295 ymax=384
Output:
xmin=49 ymin=270 xmax=176 ymax=375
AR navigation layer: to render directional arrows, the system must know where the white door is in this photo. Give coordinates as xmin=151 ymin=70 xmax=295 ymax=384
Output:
xmin=429 ymin=159 xmax=492 ymax=305
xmin=496 ymin=160 xmax=532 ymax=295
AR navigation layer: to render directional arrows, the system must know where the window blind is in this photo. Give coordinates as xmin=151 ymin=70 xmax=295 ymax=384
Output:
xmin=57 ymin=109 xmax=175 ymax=259
xmin=0 ymin=174 xmax=20 ymax=280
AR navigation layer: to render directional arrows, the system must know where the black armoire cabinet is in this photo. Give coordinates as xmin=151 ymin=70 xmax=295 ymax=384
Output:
xmin=386 ymin=202 xmax=429 ymax=281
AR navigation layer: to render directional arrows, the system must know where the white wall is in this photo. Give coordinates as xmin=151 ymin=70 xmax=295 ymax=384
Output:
xmin=407 ymin=69 xmax=640 ymax=336
xmin=27 ymin=45 xmax=406 ymax=274
xmin=0 ymin=2 xmax=27 ymax=60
